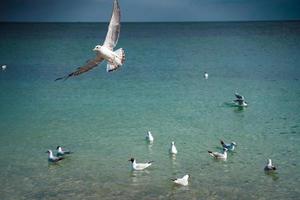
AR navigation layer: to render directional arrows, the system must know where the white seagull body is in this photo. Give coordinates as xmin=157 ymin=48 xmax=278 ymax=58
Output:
xmin=171 ymin=174 xmax=189 ymax=186
xmin=204 ymin=72 xmax=208 ymax=79
xmin=55 ymin=0 xmax=125 ymax=81
xmin=220 ymin=140 xmax=237 ymax=151
xmin=2 ymin=65 xmax=7 ymax=71
xmin=264 ymin=159 xmax=277 ymax=171
xmin=46 ymin=150 xmax=64 ymax=163
xmin=129 ymin=158 xmax=153 ymax=171
xmin=56 ymin=146 xmax=72 ymax=156
xmin=208 ymin=148 xmax=228 ymax=160
xmin=169 ymin=141 xmax=178 ymax=155
xmin=234 ymin=93 xmax=248 ymax=107
xmin=146 ymin=131 xmax=154 ymax=143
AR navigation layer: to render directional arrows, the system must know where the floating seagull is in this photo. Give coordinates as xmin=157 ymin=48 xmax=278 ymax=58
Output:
xmin=171 ymin=174 xmax=189 ymax=186
xmin=146 ymin=131 xmax=154 ymax=143
xmin=264 ymin=159 xmax=277 ymax=171
xmin=56 ymin=146 xmax=72 ymax=157
xmin=234 ymin=93 xmax=248 ymax=107
xmin=235 ymin=93 xmax=244 ymax=100
xmin=2 ymin=65 xmax=7 ymax=71
xmin=46 ymin=150 xmax=64 ymax=163
xmin=208 ymin=148 xmax=228 ymax=160
xmin=204 ymin=72 xmax=208 ymax=79
xmin=169 ymin=141 xmax=178 ymax=155
xmin=220 ymin=140 xmax=237 ymax=151
xmin=55 ymin=0 xmax=125 ymax=81
xmin=128 ymin=158 xmax=153 ymax=171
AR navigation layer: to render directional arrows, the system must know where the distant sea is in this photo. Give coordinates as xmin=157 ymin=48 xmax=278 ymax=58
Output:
xmin=0 ymin=21 xmax=300 ymax=200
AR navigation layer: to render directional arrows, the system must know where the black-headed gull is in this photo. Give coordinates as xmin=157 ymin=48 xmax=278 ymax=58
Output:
xmin=220 ymin=140 xmax=237 ymax=151
xmin=56 ymin=146 xmax=72 ymax=156
xmin=208 ymin=148 xmax=228 ymax=160
xmin=171 ymin=174 xmax=189 ymax=186
xmin=128 ymin=158 xmax=153 ymax=171
xmin=264 ymin=159 xmax=277 ymax=171
xmin=46 ymin=150 xmax=64 ymax=163
xmin=169 ymin=141 xmax=178 ymax=155
xmin=55 ymin=0 xmax=125 ymax=81
xmin=234 ymin=93 xmax=248 ymax=107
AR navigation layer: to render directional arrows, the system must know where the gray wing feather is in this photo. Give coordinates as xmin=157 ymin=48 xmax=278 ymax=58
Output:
xmin=55 ymin=57 xmax=103 ymax=81
xmin=103 ymin=0 xmax=121 ymax=50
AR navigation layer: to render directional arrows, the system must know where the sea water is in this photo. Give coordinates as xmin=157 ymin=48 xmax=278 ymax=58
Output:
xmin=0 ymin=22 xmax=300 ymax=199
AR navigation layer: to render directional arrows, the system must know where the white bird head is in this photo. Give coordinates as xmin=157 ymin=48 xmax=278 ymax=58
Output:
xmin=231 ymin=142 xmax=237 ymax=146
xmin=183 ymin=174 xmax=190 ymax=180
xmin=171 ymin=141 xmax=175 ymax=145
xmin=93 ymin=45 xmax=102 ymax=51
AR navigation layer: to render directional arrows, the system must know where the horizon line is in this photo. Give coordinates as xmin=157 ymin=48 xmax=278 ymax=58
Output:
xmin=1 ymin=19 xmax=300 ymax=24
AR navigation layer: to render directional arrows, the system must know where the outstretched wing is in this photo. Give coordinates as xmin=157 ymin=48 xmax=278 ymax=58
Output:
xmin=55 ymin=57 xmax=103 ymax=81
xmin=103 ymin=0 xmax=120 ymax=50
xmin=235 ymin=93 xmax=244 ymax=100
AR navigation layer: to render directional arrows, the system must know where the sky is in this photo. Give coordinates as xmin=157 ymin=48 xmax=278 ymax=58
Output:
xmin=1 ymin=0 xmax=300 ymax=22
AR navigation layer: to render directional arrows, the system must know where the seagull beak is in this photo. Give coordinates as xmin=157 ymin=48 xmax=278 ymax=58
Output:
xmin=93 ymin=48 xmax=97 ymax=51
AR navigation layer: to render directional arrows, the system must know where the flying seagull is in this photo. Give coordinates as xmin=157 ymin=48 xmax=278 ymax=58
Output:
xmin=55 ymin=0 xmax=125 ymax=81
xmin=128 ymin=158 xmax=154 ymax=171
xmin=171 ymin=174 xmax=189 ymax=186
xmin=56 ymin=146 xmax=72 ymax=157
xmin=46 ymin=150 xmax=64 ymax=163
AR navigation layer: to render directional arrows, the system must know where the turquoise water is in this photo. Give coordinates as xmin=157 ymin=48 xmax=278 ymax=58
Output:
xmin=0 ymin=22 xmax=300 ymax=199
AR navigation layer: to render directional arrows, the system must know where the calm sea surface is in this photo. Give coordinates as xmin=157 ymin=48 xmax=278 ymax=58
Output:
xmin=0 ymin=22 xmax=300 ymax=199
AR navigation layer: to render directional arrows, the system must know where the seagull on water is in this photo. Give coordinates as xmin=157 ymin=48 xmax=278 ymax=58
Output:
xmin=128 ymin=158 xmax=154 ymax=171
xmin=2 ymin=65 xmax=7 ymax=71
xmin=55 ymin=0 xmax=125 ymax=81
xmin=56 ymin=146 xmax=72 ymax=157
xmin=220 ymin=140 xmax=237 ymax=151
xmin=46 ymin=150 xmax=64 ymax=163
xmin=204 ymin=72 xmax=208 ymax=79
xmin=146 ymin=131 xmax=154 ymax=143
xmin=171 ymin=174 xmax=189 ymax=186
xmin=169 ymin=141 xmax=178 ymax=155
xmin=264 ymin=159 xmax=277 ymax=171
xmin=234 ymin=93 xmax=248 ymax=107
xmin=208 ymin=148 xmax=228 ymax=160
